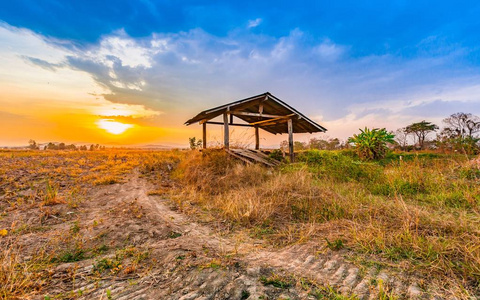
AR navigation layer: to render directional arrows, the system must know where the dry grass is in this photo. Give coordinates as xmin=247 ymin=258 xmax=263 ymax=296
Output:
xmin=1 ymin=148 xmax=479 ymax=298
xmin=0 ymin=238 xmax=51 ymax=299
xmin=171 ymin=149 xmax=480 ymax=295
xmin=0 ymin=149 xmax=175 ymax=299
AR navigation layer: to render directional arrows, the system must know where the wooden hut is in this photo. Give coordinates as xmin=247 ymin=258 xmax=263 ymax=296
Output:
xmin=185 ymin=92 xmax=327 ymax=162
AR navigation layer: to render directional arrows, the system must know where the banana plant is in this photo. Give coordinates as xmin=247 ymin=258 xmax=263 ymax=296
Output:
xmin=348 ymin=127 xmax=395 ymax=160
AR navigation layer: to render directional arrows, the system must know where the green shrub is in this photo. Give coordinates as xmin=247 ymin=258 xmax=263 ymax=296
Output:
xmin=297 ymin=150 xmax=383 ymax=183
xmin=348 ymin=127 xmax=394 ymax=160
xmin=268 ymin=149 xmax=285 ymax=162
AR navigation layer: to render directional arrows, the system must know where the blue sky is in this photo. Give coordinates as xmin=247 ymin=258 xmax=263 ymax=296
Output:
xmin=3 ymin=1 xmax=480 ymax=56
xmin=1 ymin=1 xmax=480 ymax=145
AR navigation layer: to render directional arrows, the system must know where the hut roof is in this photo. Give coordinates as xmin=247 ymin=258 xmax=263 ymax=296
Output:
xmin=184 ymin=92 xmax=327 ymax=135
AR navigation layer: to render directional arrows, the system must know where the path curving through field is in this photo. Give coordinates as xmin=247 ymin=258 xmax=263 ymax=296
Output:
xmin=51 ymin=172 xmax=436 ymax=299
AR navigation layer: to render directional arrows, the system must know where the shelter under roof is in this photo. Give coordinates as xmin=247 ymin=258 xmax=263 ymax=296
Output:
xmin=185 ymin=92 xmax=327 ymax=162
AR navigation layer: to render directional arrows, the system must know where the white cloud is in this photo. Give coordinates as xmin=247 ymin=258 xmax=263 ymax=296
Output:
xmin=0 ymin=23 xmax=161 ymax=122
xmin=247 ymin=18 xmax=262 ymax=28
xmin=313 ymin=39 xmax=345 ymax=60
xmin=3 ymin=21 xmax=480 ymax=142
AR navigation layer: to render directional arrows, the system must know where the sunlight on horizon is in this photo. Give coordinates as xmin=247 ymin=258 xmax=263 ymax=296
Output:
xmin=97 ymin=119 xmax=133 ymax=135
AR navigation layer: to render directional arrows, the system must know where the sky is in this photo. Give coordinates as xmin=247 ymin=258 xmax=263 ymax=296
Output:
xmin=1 ymin=0 xmax=480 ymax=147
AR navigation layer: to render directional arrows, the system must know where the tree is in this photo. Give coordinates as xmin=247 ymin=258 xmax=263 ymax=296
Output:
xmin=46 ymin=142 xmax=57 ymax=150
xmin=294 ymin=141 xmax=307 ymax=151
xmin=438 ymin=113 xmax=480 ymax=155
xmin=188 ymin=137 xmax=202 ymax=150
xmin=28 ymin=139 xmax=38 ymax=150
xmin=309 ymin=137 xmax=329 ymax=150
xmin=443 ymin=112 xmax=480 ymax=138
xmin=280 ymin=140 xmax=289 ymax=152
xmin=405 ymin=120 xmax=438 ymax=150
xmin=348 ymin=127 xmax=395 ymax=160
xmin=326 ymin=138 xmax=341 ymax=150
xmin=309 ymin=137 xmax=341 ymax=150
xmin=394 ymin=128 xmax=409 ymax=151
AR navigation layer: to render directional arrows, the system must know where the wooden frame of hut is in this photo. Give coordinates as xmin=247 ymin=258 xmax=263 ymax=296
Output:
xmin=184 ymin=92 xmax=327 ymax=162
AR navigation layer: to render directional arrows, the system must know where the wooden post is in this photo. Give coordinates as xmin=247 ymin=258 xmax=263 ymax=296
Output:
xmin=223 ymin=112 xmax=229 ymax=149
xmin=255 ymin=126 xmax=259 ymax=150
xmin=288 ymin=118 xmax=294 ymax=162
xmin=202 ymin=122 xmax=207 ymax=149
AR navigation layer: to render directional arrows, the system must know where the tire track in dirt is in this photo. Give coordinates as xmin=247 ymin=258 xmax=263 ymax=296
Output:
xmin=51 ymin=173 xmax=439 ymax=299
xmin=131 ymin=173 xmax=433 ymax=299
xmin=47 ymin=173 xmax=309 ymax=300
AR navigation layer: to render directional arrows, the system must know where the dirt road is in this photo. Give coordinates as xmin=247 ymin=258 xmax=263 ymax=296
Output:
xmin=46 ymin=172 xmax=430 ymax=299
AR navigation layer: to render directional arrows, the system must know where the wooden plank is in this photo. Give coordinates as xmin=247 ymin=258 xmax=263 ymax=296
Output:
xmin=226 ymin=148 xmax=280 ymax=167
xmin=231 ymin=149 xmax=275 ymax=167
xmin=232 ymin=111 xmax=284 ymax=118
xmin=257 ymin=118 xmax=291 ymax=127
xmin=205 ymin=121 xmax=253 ymax=127
xmin=223 ymin=113 xmax=229 ymax=149
xmin=288 ymin=118 xmax=294 ymax=162
xmin=255 ymin=126 xmax=259 ymax=150
xmin=225 ymin=149 xmax=253 ymax=165
xmin=248 ymin=150 xmax=281 ymax=165
xmin=202 ymin=123 xmax=207 ymax=149
xmin=237 ymin=149 xmax=275 ymax=166
xmin=249 ymin=114 xmax=296 ymax=126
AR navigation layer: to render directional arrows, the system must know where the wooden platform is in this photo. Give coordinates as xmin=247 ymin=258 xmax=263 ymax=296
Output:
xmin=225 ymin=149 xmax=281 ymax=167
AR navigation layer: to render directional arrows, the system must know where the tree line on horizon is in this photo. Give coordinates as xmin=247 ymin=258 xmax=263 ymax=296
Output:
xmin=284 ymin=112 xmax=480 ymax=156
xmin=28 ymin=140 xmax=106 ymax=151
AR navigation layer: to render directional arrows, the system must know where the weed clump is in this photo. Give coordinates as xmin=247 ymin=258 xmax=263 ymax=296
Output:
xmin=260 ymin=273 xmax=295 ymax=289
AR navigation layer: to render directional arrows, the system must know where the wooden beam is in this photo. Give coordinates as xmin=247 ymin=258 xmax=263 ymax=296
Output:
xmin=255 ymin=126 xmax=259 ymax=150
xmin=231 ymin=111 xmax=283 ymax=118
xmin=257 ymin=118 xmax=290 ymax=128
xmin=230 ymin=113 xmax=233 ymax=124
xmin=202 ymin=122 xmax=207 ymax=149
xmin=205 ymin=121 xmax=253 ymax=127
xmin=288 ymin=118 xmax=294 ymax=163
xmin=249 ymin=114 xmax=296 ymax=126
xmin=223 ymin=113 xmax=229 ymax=149
xmin=225 ymin=149 xmax=253 ymax=165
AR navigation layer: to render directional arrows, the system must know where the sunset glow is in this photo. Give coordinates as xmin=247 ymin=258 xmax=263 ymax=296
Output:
xmin=97 ymin=119 xmax=133 ymax=135
xmin=1 ymin=2 xmax=480 ymax=147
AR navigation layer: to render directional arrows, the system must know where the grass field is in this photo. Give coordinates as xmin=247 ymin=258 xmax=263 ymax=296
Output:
xmin=1 ymin=149 xmax=479 ymax=299
xmin=170 ymin=149 xmax=480 ymax=296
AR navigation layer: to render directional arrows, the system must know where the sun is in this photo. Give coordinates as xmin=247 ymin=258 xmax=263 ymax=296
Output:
xmin=97 ymin=119 xmax=133 ymax=135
